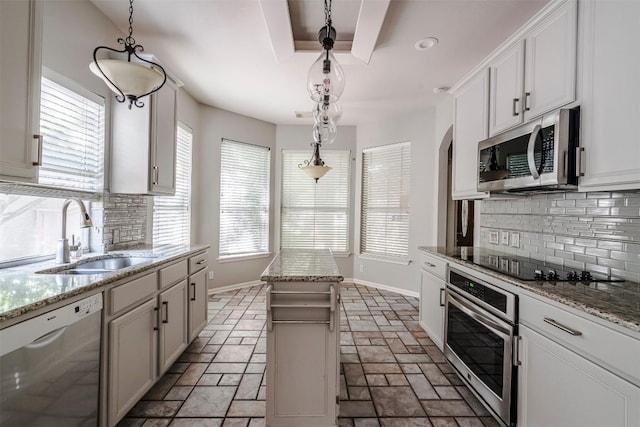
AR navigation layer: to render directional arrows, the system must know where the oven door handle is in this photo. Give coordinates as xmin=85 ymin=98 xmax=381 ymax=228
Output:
xmin=447 ymin=291 xmax=512 ymax=339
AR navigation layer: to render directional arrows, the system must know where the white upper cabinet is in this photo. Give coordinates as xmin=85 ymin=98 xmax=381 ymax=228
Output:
xmin=489 ymin=40 xmax=525 ymax=135
xmin=578 ymin=0 xmax=640 ymax=192
xmin=452 ymin=70 xmax=490 ymax=200
xmin=0 ymin=0 xmax=42 ymax=182
xmin=110 ymin=78 xmax=177 ymax=195
xmin=524 ymin=0 xmax=577 ymax=119
xmin=489 ymin=0 xmax=577 ymax=136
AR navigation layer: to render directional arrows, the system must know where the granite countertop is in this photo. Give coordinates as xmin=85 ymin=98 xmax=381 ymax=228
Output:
xmin=419 ymin=246 xmax=640 ymax=334
xmin=0 ymin=244 xmax=210 ymax=324
xmin=261 ymin=249 xmax=344 ymax=282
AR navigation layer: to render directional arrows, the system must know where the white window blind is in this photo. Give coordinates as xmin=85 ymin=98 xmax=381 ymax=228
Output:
xmin=219 ymin=139 xmax=270 ymax=258
xmin=39 ymin=77 xmax=105 ymax=192
xmin=360 ymin=142 xmax=411 ymax=261
xmin=153 ymin=124 xmax=192 ymax=246
xmin=281 ymin=150 xmax=351 ymax=253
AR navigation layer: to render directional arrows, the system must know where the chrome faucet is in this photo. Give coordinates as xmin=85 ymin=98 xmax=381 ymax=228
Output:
xmin=56 ymin=198 xmax=93 ymax=264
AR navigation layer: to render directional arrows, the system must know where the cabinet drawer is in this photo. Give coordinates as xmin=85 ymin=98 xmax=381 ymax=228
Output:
xmin=110 ymin=272 xmax=157 ymax=314
xmin=159 ymin=260 xmax=188 ymax=289
xmin=419 ymin=252 xmax=447 ymax=280
xmin=519 ymin=294 xmax=640 ymax=383
xmin=189 ymin=251 xmax=208 ymax=274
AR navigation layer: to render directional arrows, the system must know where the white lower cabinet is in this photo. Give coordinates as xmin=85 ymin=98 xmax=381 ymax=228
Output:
xmin=108 ymin=298 xmax=158 ymax=425
xmin=158 ymin=280 xmax=189 ymax=374
xmin=266 ymin=281 xmax=340 ymax=427
xmin=188 ymin=269 xmax=208 ymax=342
xmin=517 ymin=325 xmax=640 ymax=427
xmin=419 ymin=270 xmax=445 ymax=350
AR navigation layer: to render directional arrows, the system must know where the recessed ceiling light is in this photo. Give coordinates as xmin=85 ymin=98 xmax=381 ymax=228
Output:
xmin=415 ymin=37 xmax=439 ymax=51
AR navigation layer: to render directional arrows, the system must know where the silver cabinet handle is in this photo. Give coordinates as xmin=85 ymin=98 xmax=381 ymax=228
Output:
xmin=524 ymin=92 xmax=531 ymax=111
xmin=162 ymin=301 xmax=169 ymax=324
xmin=196 ymin=260 xmax=206 ymax=265
xmin=527 ymin=124 xmax=542 ymax=180
xmin=152 ymin=166 xmax=159 ymax=185
xmin=513 ymin=335 xmax=522 ymax=366
xmin=424 ymin=262 xmax=436 ymax=268
xmin=190 ymin=283 xmax=196 ymax=301
xmin=32 ymin=134 xmax=43 ymax=166
xmin=575 ymin=146 xmax=585 ymax=177
xmin=512 ymin=98 xmax=520 ymax=116
xmin=543 ymin=318 xmax=582 ymax=336
xmin=439 ymin=288 xmax=445 ymax=307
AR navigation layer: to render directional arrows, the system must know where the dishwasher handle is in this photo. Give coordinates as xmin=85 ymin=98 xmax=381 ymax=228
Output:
xmin=25 ymin=326 xmax=68 ymax=349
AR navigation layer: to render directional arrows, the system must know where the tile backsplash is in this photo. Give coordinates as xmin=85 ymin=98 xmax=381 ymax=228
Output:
xmin=95 ymin=193 xmax=148 ymax=252
xmin=479 ymin=191 xmax=640 ymax=282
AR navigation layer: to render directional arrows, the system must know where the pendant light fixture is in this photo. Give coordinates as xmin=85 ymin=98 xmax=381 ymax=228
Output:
xmin=90 ymin=0 xmax=167 ymax=109
xmin=301 ymin=0 xmax=344 ymax=181
xmin=299 ymin=141 xmax=332 ymax=182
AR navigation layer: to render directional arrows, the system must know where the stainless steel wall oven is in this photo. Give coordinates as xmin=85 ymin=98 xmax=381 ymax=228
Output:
xmin=444 ymin=268 xmax=518 ymax=427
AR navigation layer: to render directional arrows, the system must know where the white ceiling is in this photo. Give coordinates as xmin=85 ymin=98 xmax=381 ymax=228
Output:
xmin=90 ymin=0 xmax=550 ymax=126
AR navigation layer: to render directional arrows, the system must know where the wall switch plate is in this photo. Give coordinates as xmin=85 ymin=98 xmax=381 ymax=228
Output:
xmin=489 ymin=231 xmax=499 ymax=245
xmin=511 ymin=232 xmax=520 ymax=248
xmin=359 ymin=264 xmax=364 ymax=273
xmin=208 ymin=271 xmax=215 ymax=280
xmin=501 ymin=231 xmax=510 ymax=246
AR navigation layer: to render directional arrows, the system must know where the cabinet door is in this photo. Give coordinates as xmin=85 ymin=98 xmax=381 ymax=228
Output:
xmin=524 ymin=0 xmax=577 ymax=120
xmin=489 ymin=40 xmax=525 ymax=136
xmin=578 ymin=0 xmax=640 ymax=192
xmin=108 ymin=298 xmax=157 ymax=425
xmin=517 ymin=325 xmax=640 ymax=427
xmin=158 ymin=279 xmax=188 ymax=374
xmin=0 ymin=0 xmax=42 ymax=182
xmin=150 ymin=79 xmax=177 ymax=195
xmin=188 ymin=269 xmax=208 ymax=342
xmin=452 ymin=69 xmax=489 ymax=200
xmin=419 ymin=270 xmax=445 ymax=350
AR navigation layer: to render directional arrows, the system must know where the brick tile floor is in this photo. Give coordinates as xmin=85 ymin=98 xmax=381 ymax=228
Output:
xmin=117 ymin=284 xmax=499 ymax=427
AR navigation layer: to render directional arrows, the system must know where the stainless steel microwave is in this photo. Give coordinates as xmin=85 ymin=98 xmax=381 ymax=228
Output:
xmin=478 ymin=108 xmax=580 ymax=192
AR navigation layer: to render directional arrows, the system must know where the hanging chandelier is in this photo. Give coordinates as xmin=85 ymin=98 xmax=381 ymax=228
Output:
xmin=299 ymin=141 xmax=332 ymax=182
xmin=90 ymin=0 xmax=167 ymax=109
xmin=301 ymin=0 xmax=344 ymax=181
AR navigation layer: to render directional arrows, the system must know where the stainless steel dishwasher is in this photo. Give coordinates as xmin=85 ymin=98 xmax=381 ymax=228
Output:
xmin=0 ymin=293 xmax=103 ymax=426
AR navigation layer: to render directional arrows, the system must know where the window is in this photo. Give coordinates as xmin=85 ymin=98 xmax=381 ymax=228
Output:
xmin=153 ymin=124 xmax=193 ymax=246
xmin=219 ymin=139 xmax=270 ymax=259
xmin=360 ymin=141 xmax=411 ymax=262
xmin=0 ymin=195 xmax=89 ymax=264
xmin=281 ymin=150 xmax=351 ymax=253
xmin=39 ymin=76 xmax=105 ymax=192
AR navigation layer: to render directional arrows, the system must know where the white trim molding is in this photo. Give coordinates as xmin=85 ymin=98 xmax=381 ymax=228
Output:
xmin=345 ymin=278 xmax=420 ymax=299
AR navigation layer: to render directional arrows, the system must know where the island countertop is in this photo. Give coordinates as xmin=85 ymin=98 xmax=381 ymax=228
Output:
xmin=261 ymin=249 xmax=344 ymax=282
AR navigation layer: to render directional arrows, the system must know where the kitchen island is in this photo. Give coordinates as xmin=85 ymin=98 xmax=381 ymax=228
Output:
xmin=261 ymin=249 xmax=343 ymax=427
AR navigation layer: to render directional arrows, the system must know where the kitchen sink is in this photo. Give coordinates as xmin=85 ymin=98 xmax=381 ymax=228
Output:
xmin=37 ymin=256 xmax=155 ymax=275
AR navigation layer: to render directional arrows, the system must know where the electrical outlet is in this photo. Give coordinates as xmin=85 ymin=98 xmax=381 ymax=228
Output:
xmin=501 ymin=231 xmax=510 ymax=246
xmin=489 ymin=231 xmax=499 ymax=245
xmin=359 ymin=264 xmax=364 ymax=273
xmin=208 ymin=271 xmax=215 ymax=280
xmin=511 ymin=232 xmax=520 ymax=248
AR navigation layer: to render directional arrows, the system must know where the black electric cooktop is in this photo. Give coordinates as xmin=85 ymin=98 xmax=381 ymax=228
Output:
xmin=452 ymin=251 xmax=624 ymax=283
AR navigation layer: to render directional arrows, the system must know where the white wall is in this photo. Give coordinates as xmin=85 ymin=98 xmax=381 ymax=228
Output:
xmin=353 ymin=108 xmax=438 ymax=294
xmin=274 ymin=125 xmax=357 ymax=278
xmin=194 ymin=106 xmax=277 ymax=289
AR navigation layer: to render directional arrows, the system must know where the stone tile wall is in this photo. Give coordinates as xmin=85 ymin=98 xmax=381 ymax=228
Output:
xmin=479 ymin=191 xmax=640 ymax=281
xmin=97 ymin=192 xmax=149 ymax=251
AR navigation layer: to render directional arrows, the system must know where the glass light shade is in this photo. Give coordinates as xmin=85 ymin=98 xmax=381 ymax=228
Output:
xmin=312 ymin=120 xmax=337 ymax=144
xmin=313 ymin=101 xmax=342 ymax=124
xmin=307 ymin=50 xmax=345 ymax=103
xmin=90 ymin=59 xmax=164 ymax=97
xmin=300 ymin=164 xmax=332 ymax=180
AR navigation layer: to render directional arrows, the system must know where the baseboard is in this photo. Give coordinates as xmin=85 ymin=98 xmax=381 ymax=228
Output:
xmin=208 ymin=280 xmax=264 ymax=295
xmin=344 ymin=278 xmax=420 ymax=298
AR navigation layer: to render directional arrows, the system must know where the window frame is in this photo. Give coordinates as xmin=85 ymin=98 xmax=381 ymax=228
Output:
xmin=359 ymin=141 xmax=411 ymax=264
xmin=218 ymin=138 xmax=271 ymax=261
xmin=280 ymin=149 xmax=352 ymax=256
xmin=152 ymin=122 xmax=193 ymax=246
